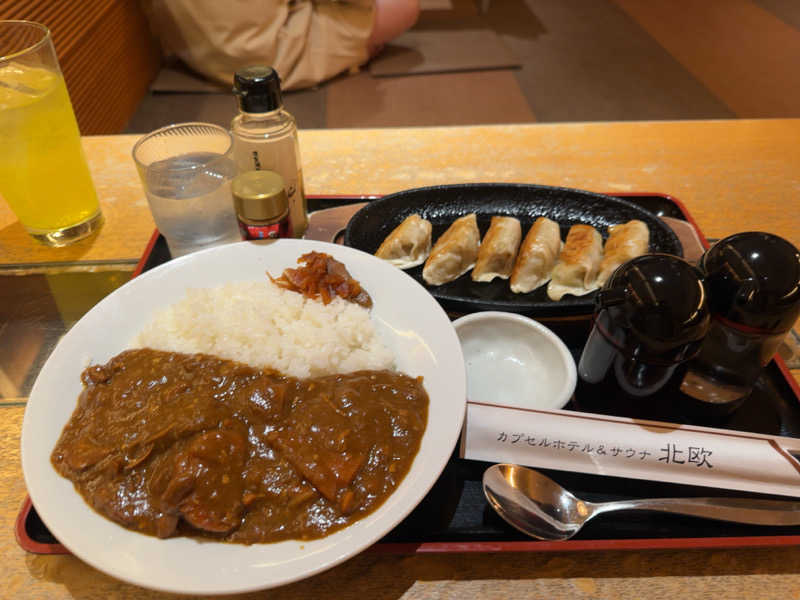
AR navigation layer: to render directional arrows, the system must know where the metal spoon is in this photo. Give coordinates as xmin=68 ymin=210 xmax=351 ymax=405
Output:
xmin=483 ymin=463 xmax=800 ymax=541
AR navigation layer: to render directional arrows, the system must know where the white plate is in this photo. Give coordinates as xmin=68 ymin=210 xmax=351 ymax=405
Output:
xmin=21 ymin=239 xmax=466 ymax=595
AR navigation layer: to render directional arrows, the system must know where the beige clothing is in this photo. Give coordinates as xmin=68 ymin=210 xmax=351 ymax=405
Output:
xmin=144 ymin=0 xmax=375 ymax=90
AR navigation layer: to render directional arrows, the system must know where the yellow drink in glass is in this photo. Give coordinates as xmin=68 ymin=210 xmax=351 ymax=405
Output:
xmin=0 ymin=21 xmax=102 ymax=246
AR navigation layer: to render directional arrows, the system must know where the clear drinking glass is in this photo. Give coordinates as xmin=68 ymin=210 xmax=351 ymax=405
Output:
xmin=0 ymin=20 xmax=103 ymax=246
xmin=132 ymin=123 xmax=242 ymax=258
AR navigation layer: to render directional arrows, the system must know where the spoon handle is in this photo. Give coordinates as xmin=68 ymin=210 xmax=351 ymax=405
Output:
xmin=595 ymin=497 xmax=800 ymax=526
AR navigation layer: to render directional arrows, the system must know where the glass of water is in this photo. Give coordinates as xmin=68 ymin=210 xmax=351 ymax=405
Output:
xmin=132 ymin=122 xmax=242 ymax=258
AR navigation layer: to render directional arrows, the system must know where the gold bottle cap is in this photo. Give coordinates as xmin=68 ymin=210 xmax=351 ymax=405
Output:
xmin=232 ymin=170 xmax=289 ymax=224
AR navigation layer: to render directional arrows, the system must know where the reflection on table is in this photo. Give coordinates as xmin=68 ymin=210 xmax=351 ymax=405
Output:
xmin=0 ymin=266 xmax=133 ymax=402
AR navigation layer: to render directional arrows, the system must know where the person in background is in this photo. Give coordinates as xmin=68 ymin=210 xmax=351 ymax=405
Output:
xmin=143 ymin=0 xmax=420 ymax=90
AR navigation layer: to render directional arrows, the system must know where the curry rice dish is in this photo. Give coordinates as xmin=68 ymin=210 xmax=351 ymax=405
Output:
xmin=50 ymin=253 xmax=430 ymax=544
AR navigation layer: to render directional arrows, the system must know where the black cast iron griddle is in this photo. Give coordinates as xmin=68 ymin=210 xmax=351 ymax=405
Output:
xmin=343 ymin=183 xmax=683 ymax=317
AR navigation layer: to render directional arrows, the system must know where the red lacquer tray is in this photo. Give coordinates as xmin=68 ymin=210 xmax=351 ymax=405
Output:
xmin=17 ymin=192 xmax=800 ymax=555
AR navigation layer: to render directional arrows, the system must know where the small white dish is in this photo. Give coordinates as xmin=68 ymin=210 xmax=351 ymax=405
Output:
xmin=453 ymin=311 xmax=577 ymax=411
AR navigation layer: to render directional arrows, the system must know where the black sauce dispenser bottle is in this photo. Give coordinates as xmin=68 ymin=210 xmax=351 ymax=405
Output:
xmin=231 ymin=66 xmax=308 ymax=238
xmin=577 ymin=254 xmax=710 ymax=422
xmin=679 ymin=232 xmax=800 ymax=417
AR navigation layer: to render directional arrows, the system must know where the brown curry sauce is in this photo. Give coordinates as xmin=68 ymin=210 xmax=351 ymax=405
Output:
xmin=51 ymin=349 xmax=428 ymax=544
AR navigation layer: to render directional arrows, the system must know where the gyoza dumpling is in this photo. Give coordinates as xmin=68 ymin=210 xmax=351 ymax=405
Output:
xmin=510 ymin=217 xmax=562 ymax=294
xmin=547 ymin=224 xmax=603 ymax=301
xmin=375 ymin=214 xmax=433 ymax=269
xmin=595 ymin=220 xmax=650 ymax=287
xmin=422 ymin=213 xmax=480 ymax=286
xmin=472 ymin=216 xmax=522 ymax=282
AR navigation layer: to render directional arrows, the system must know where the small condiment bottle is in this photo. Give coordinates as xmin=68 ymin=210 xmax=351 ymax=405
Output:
xmin=231 ymin=170 xmax=291 ymax=240
xmin=230 ymin=66 xmax=308 ymax=238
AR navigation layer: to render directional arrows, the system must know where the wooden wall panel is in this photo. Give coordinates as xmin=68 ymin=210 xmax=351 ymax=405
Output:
xmin=0 ymin=0 xmax=162 ymax=133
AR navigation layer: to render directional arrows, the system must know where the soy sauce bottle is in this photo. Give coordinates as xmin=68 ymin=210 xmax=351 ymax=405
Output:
xmin=577 ymin=254 xmax=710 ymax=421
xmin=680 ymin=232 xmax=800 ymax=418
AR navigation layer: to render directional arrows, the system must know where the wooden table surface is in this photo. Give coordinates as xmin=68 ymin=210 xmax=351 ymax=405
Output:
xmin=3 ymin=119 xmax=800 ymax=598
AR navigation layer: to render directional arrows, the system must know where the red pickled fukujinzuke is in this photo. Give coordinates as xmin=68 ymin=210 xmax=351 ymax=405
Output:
xmin=269 ymin=251 xmax=372 ymax=308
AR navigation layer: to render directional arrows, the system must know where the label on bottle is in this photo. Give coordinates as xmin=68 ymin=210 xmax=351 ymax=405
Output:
xmin=232 ymin=136 xmax=307 ymax=238
xmin=238 ymin=218 xmax=291 ymax=240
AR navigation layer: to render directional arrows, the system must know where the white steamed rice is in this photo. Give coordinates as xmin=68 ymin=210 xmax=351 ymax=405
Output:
xmin=133 ymin=280 xmax=394 ymax=378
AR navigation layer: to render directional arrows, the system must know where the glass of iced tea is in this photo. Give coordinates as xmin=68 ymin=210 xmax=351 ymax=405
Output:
xmin=0 ymin=21 xmax=103 ymax=246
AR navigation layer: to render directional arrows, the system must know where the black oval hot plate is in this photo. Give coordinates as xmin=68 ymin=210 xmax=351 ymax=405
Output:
xmin=343 ymin=183 xmax=683 ymax=317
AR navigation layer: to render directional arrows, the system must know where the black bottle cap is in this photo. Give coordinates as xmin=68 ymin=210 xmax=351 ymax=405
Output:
xmin=233 ymin=66 xmax=283 ymax=113
xmin=599 ymin=254 xmax=710 ymax=361
xmin=700 ymin=232 xmax=800 ymax=333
